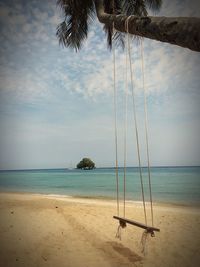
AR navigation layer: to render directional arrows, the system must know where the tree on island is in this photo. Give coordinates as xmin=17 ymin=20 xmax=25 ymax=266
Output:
xmin=57 ymin=0 xmax=200 ymax=52
xmin=76 ymin=158 xmax=95 ymax=170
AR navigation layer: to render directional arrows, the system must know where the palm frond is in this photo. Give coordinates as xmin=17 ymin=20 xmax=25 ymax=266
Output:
xmin=144 ymin=0 xmax=162 ymax=11
xmin=56 ymin=0 xmax=95 ymax=51
xmin=103 ymin=0 xmax=124 ymax=49
xmin=121 ymin=0 xmax=162 ymax=15
xmin=111 ymin=0 xmax=162 ymax=49
xmin=113 ymin=31 xmax=126 ymax=49
xmin=122 ymin=1 xmax=147 ymax=16
xmin=103 ymin=0 xmax=114 ymax=49
xmin=103 ymin=0 xmax=122 ymax=15
xmin=103 ymin=24 xmax=113 ymax=50
xmin=56 ymin=0 xmax=162 ymax=51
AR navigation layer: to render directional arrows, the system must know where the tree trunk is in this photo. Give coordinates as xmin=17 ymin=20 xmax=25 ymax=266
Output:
xmin=94 ymin=0 xmax=200 ymax=52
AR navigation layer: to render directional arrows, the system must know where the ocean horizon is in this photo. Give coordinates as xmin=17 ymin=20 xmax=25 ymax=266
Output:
xmin=0 ymin=166 xmax=200 ymax=206
xmin=1 ymin=165 xmax=200 ymax=172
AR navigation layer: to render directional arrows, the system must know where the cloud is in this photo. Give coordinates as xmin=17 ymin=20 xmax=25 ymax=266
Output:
xmin=1 ymin=0 xmax=199 ymax=109
xmin=0 ymin=0 xmax=200 ymax=169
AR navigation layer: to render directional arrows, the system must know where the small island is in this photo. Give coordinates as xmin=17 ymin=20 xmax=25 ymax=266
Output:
xmin=76 ymin=158 xmax=95 ymax=170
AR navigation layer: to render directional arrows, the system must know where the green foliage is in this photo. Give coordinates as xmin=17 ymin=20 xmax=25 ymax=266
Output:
xmin=56 ymin=0 xmax=95 ymax=51
xmin=76 ymin=158 xmax=95 ymax=170
xmin=57 ymin=0 xmax=162 ymax=51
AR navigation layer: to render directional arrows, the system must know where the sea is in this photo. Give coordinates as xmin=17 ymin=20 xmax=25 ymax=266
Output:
xmin=0 ymin=166 xmax=200 ymax=206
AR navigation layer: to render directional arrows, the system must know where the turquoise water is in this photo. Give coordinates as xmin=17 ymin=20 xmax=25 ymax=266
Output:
xmin=0 ymin=167 xmax=200 ymax=205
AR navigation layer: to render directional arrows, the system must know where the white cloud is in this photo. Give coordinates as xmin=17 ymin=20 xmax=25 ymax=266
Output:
xmin=0 ymin=0 xmax=200 ymax=169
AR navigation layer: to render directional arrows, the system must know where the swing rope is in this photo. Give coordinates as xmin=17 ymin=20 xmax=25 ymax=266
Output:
xmin=126 ymin=17 xmax=147 ymax=226
xmin=112 ymin=3 xmax=119 ymax=217
xmin=123 ymin=25 xmax=129 ymax=218
xmin=140 ymin=39 xmax=154 ymax=227
xmin=141 ymin=230 xmax=150 ymax=255
xmin=113 ymin=15 xmax=157 ymax=242
xmin=113 ymin=42 xmax=120 ymax=217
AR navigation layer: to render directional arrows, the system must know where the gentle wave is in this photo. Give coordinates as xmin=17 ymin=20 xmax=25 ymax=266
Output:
xmin=0 ymin=167 xmax=200 ymax=205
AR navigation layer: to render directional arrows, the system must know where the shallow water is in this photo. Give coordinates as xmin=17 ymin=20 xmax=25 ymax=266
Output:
xmin=0 ymin=166 xmax=200 ymax=205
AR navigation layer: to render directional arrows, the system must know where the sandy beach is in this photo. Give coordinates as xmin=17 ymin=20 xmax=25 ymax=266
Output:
xmin=0 ymin=192 xmax=199 ymax=267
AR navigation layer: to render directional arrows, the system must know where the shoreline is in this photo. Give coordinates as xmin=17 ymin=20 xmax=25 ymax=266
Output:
xmin=0 ymin=191 xmax=199 ymax=209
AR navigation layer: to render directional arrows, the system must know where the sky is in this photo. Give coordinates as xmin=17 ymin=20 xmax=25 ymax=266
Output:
xmin=0 ymin=0 xmax=200 ymax=170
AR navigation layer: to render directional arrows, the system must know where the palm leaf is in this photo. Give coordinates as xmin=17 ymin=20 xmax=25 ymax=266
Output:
xmin=103 ymin=0 xmax=124 ymax=49
xmin=56 ymin=0 xmax=162 ymax=50
xmin=112 ymin=0 xmax=162 ymax=49
xmin=144 ymin=0 xmax=162 ymax=11
xmin=56 ymin=0 xmax=95 ymax=51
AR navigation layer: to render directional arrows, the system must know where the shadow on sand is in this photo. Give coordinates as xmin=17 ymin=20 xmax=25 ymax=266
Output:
xmin=107 ymin=241 xmax=143 ymax=264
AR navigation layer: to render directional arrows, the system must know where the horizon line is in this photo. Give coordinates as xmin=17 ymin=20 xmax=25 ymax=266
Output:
xmin=0 ymin=165 xmax=200 ymax=172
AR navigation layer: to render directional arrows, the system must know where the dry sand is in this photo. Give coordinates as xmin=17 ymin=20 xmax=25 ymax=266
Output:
xmin=0 ymin=192 xmax=199 ymax=267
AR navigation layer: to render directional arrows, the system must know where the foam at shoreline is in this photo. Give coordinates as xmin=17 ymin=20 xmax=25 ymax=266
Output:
xmin=1 ymin=191 xmax=199 ymax=210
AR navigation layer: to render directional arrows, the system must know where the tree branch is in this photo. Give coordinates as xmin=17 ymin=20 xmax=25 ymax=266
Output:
xmin=94 ymin=0 xmax=200 ymax=52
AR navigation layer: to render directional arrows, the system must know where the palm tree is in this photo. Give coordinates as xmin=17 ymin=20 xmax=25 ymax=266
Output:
xmin=56 ymin=0 xmax=200 ymax=52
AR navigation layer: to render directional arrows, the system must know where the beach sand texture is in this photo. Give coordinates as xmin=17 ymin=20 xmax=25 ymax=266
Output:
xmin=0 ymin=193 xmax=199 ymax=267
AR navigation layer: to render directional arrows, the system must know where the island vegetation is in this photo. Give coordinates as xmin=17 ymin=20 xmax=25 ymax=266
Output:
xmin=76 ymin=158 xmax=95 ymax=170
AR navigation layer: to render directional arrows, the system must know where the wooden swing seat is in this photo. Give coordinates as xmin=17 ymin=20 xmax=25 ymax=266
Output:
xmin=113 ymin=215 xmax=160 ymax=233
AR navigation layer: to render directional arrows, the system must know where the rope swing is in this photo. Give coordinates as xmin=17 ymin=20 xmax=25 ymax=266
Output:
xmin=112 ymin=16 xmax=160 ymax=254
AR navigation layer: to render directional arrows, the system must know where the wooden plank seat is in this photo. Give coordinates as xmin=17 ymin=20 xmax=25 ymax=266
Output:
xmin=113 ymin=216 xmax=160 ymax=234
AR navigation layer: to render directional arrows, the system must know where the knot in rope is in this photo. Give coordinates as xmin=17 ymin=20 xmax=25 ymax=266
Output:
xmin=125 ymin=15 xmax=132 ymax=33
xmin=140 ymin=230 xmax=149 ymax=255
xmin=115 ymin=224 xmax=122 ymax=240
xmin=115 ymin=220 xmax=126 ymax=240
xmin=141 ymin=229 xmax=155 ymax=255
